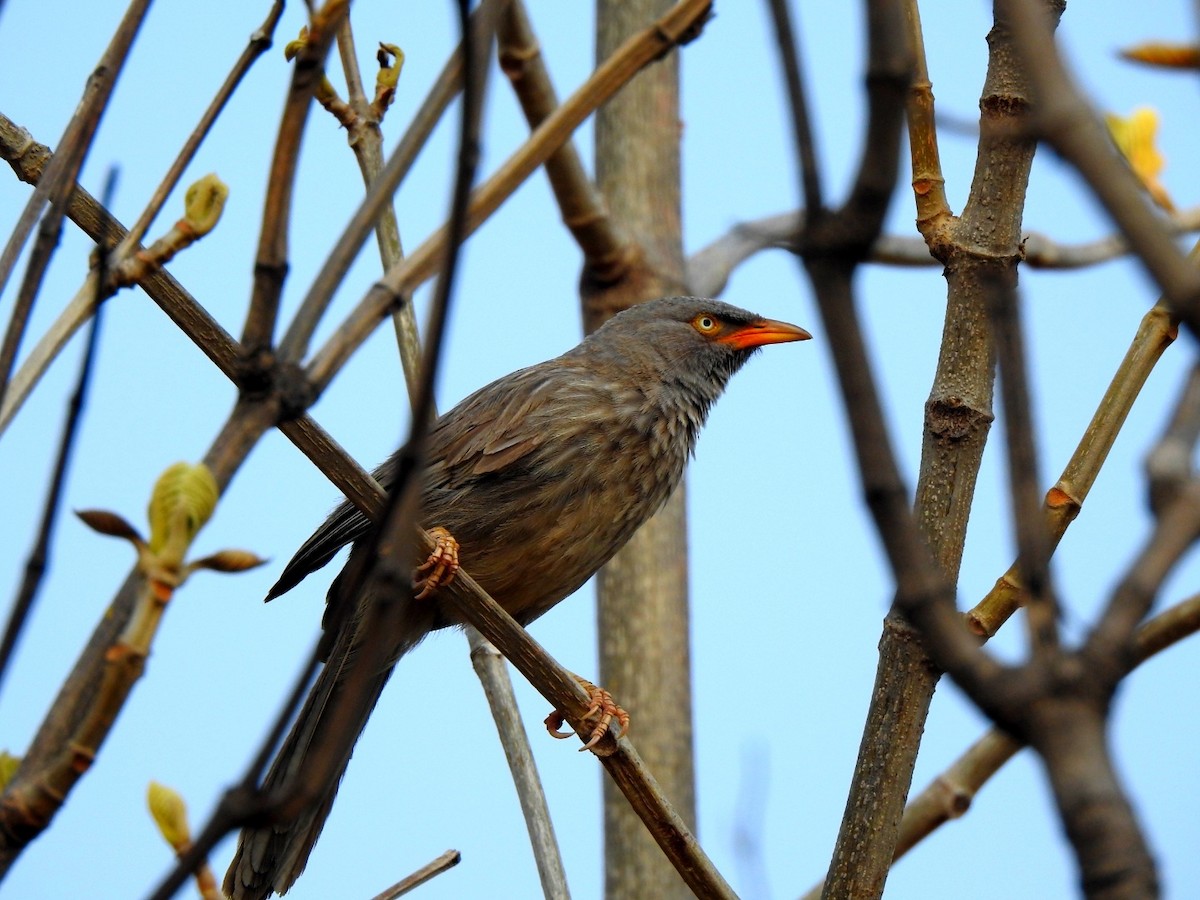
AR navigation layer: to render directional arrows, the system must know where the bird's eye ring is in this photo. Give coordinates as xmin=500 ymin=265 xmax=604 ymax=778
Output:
xmin=694 ymin=314 xmax=718 ymax=333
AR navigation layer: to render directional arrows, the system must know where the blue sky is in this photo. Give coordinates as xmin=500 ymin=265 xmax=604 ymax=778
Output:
xmin=1 ymin=2 xmax=1198 ymax=898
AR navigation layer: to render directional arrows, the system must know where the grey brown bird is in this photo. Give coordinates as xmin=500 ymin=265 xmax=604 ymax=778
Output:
xmin=225 ymin=296 xmax=810 ymax=899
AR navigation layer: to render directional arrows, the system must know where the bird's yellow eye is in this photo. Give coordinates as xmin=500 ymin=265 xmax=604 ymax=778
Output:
xmin=693 ymin=314 xmax=719 ymax=333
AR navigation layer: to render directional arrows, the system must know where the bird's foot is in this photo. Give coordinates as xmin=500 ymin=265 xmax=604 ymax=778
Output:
xmin=414 ymin=526 xmax=460 ymax=600
xmin=545 ymin=677 xmax=629 ymax=752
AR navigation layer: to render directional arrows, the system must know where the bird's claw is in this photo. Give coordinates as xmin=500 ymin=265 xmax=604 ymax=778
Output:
xmin=413 ymin=526 xmax=460 ymax=600
xmin=544 ymin=678 xmax=629 ymax=753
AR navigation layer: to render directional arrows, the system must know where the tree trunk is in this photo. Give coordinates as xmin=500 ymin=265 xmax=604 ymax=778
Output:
xmin=589 ymin=3 xmax=694 ymax=898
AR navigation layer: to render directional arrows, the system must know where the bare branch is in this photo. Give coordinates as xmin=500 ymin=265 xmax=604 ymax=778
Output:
xmin=241 ymin=0 xmax=350 ymax=353
xmin=0 ymin=0 xmax=152 ymax=412
xmin=119 ymin=0 xmax=284 ymax=253
xmin=1144 ymin=362 xmax=1200 ymax=517
xmin=304 ymin=0 xmax=715 ymax=391
xmin=277 ymin=0 xmax=510 ymax=363
xmin=369 ymin=849 xmax=462 ymax=900
xmin=498 ymin=1 xmax=632 ymax=286
xmin=1006 ymin=0 xmax=1200 ymax=336
xmin=0 ymin=169 xmax=117 ymax=696
xmin=685 ymin=206 xmax=1200 ymax=299
xmin=981 ymin=272 xmax=1061 ymax=657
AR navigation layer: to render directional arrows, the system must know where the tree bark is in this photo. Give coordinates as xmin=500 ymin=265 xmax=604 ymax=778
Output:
xmin=822 ymin=3 xmax=1063 ymax=897
xmin=589 ymin=3 xmax=694 ymax=898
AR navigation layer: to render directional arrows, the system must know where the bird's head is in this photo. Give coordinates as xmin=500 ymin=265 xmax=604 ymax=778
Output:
xmin=583 ymin=296 xmax=811 ymax=394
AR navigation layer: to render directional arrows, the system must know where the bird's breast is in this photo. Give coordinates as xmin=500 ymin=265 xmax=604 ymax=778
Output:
xmin=423 ymin=391 xmax=693 ymax=624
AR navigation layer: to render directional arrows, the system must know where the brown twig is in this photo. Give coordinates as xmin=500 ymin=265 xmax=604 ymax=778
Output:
xmin=369 ymin=849 xmax=462 ymax=900
xmin=0 ymin=0 xmax=151 ymax=413
xmin=305 ymin=0 xmax=714 ymax=392
xmin=968 ymin=285 xmax=1186 ymax=637
xmin=0 ymin=168 xmax=117 ymax=698
xmin=685 ymin=206 xmax=1200 ymax=298
xmin=768 ymin=1 xmax=822 ymax=218
xmin=903 ymin=0 xmax=951 ymax=232
xmin=119 ymin=0 xmax=283 ymax=254
xmin=0 ymin=114 xmax=242 ymax=378
xmin=240 ymin=0 xmax=350 ymax=354
xmin=467 ymin=634 xmax=571 ymax=898
xmin=1006 ymin=0 xmax=1200 ymax=337
xmin=277 ymin=0 xmax=510 ymax=362
xmin=0 ymin=174 xmax=229 ymax=435
xmin=331 ymin=13 xmax=423 ymax=406
xmin=981 ymin=272 xmax=1061 ymax=658
xmin=497 ymin=1 xmax=632 ymax=286
xmin=1144 ymin=362 xmax=1200 ymax=517
xmin=1087 ymin=480 xmax=1200 ymax=668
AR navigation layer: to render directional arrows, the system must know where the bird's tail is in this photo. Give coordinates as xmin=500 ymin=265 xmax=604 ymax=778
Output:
xmin=224 ymin=564 xmax=438 ymax=900
xmin=223 ymin=649 xmax=394 ymax=900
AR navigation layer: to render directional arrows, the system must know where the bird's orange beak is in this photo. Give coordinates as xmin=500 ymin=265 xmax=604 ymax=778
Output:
xmin=718 ymin=317 xmax=812 ymax=350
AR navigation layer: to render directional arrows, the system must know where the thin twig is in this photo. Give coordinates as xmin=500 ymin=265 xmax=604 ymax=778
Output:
xmin=0 ymin=168 xmax=118 ymax=697
xmin=369 ymin=849 xmax=462 ymax=900
xmin=0 ymin=114 xmax=242 ymax=378
xmin=968 ymin=291 xmax=1185 ymax=637
xmin=241 ymin=0 xmax=350 ymax=352
xmin=278 ymin=0 xmax=510 ymax=362
xmin=467 ymin=634 xmax=570 ymax=898
xmin=304 ymin=0 xmax=714 ymax=392
xmin=0 ymin=0 xmax=151 ymax=413
xmin=1 ymin=174 xmax=230 ymax=436
xmin=766 ymin=0 xmax=822 ymax=217
xmin=981 ymin=272 xmax=1060 ymax=657
xmin=119 ymin=1 xmax=284 ymax=254
xmin=1006 ymin=0 xmax=1200 ymax=337
xmin=497 ymin=1 xmax=631 ymax=284
xmin=331 ymin=13 xmax=424 ymax=407
xmin=684 ymin=206 xmax=1200 ymax=298
xmin=1144 ymin=362 xmax=1200 ymax=517
xmin=1087 ymin=477 xmax=1200 ymax=666
xmin=903 ymin=0 xmax=952 ymax=232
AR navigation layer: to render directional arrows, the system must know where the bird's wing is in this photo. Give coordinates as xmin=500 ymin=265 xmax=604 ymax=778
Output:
xmin=429 ymin=363 xmax=564 ymax=483
xmin=269 ymin=363 xmax=579 ymax=598
xmin=266 ymin=498 xmax=373 ymax=600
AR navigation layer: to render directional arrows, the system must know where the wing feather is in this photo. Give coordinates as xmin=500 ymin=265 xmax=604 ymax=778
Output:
xmin=266 ymin=499 xmax=373 ymax=600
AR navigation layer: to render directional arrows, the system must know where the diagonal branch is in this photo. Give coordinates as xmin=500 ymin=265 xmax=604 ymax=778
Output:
xmin=0 ymin=169 xmax=118 ymax=698
xmin=278 ymin=0 xmax=511 ymax=362
xmin=801 ymin=591 xmax=1200 ymax=900
xmin=119 ymin=0 xmax=284 ymax=254
xmin=240 ymin=0 xmax=350 ymax=353
xmin=1006 ymin=0 xmax=1200 ymax=336
xmin=497 ymin=0 xmax=632 ymax=286
xmin=304 ymin=0 xmax=714 ymax=392
xmin=0 ymin=0 xmax=151 ymax=413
